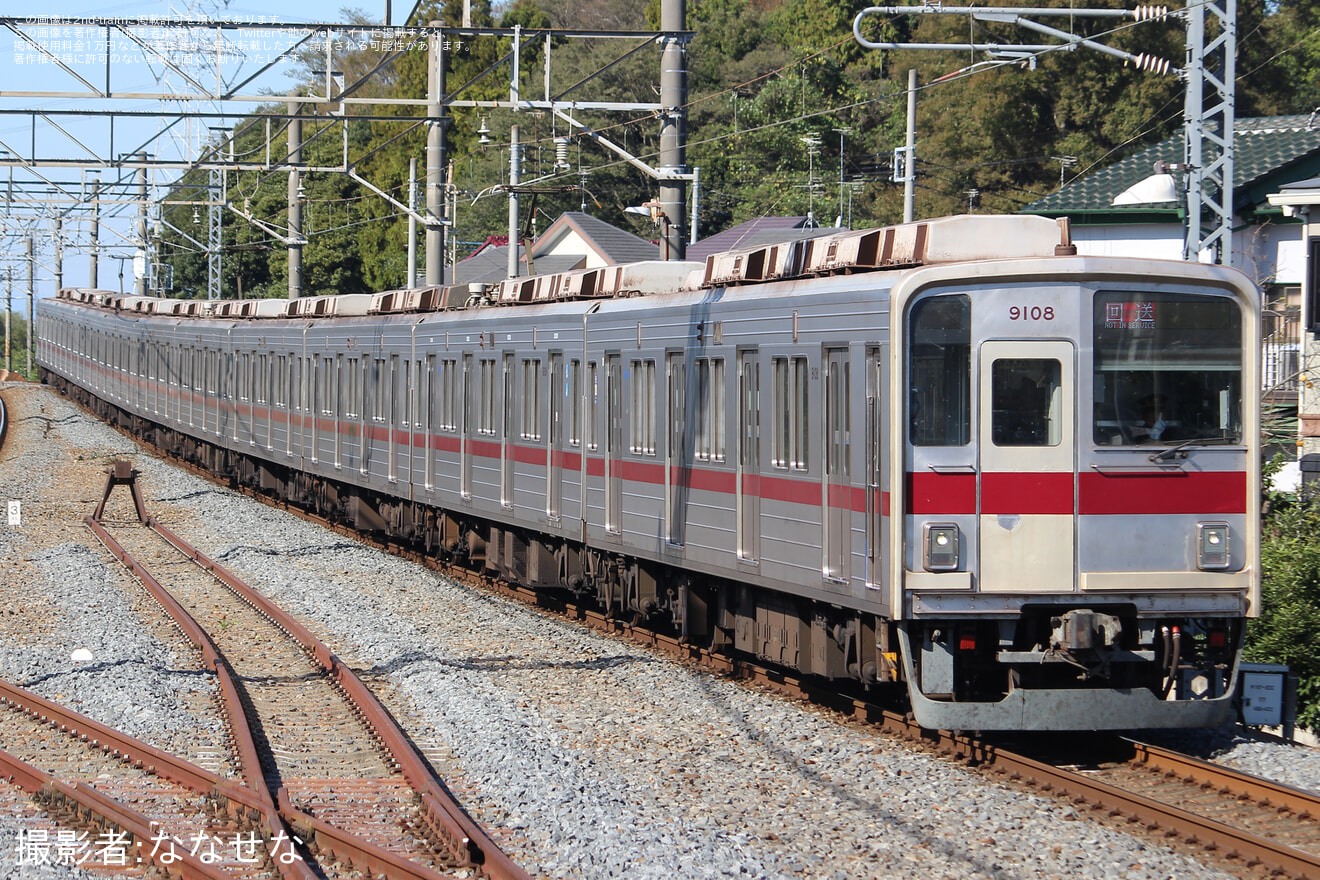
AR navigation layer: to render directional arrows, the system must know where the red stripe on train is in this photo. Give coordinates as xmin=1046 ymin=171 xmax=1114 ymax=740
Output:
xmin=908 ymin=470 xmax=1246 ymax=515
xmin=1078 ymin=470 xmax=1246 ymax=515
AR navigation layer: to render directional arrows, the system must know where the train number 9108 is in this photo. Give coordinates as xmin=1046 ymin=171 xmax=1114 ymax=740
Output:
xmin=1009 ymin=305 xmax=1055 ymax=321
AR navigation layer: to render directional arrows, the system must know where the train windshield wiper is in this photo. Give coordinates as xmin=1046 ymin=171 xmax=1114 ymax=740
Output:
xmin=1148 ymin=437 xmax=1233 ymax=462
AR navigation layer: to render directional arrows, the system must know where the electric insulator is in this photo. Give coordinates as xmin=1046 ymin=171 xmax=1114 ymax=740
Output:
xmin=1134 ymin=4 xmax=1170 ymax=20
xmin=554 ymin=137 xmax=571 ymax=171
xmin=1130 ymin=53 xmax=1173 ymax=76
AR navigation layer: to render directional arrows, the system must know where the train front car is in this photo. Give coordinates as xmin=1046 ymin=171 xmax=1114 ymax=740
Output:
xmin=893 ymin=246 xmax=1260 ymax=731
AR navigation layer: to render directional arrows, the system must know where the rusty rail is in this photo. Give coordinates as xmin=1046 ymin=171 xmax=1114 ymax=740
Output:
xmin=82 ymin=461 xmax=531 ymax=880
xmin=143 ymin=516 xmax=530 ymax=880
xmin=83 ymin=514 xmax=312 ymax=880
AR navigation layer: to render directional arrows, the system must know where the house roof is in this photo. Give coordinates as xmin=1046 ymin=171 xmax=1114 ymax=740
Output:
xmin=686 ymin=217 xmax=842 ymax=262
xmin=452 ymin=245 xmax=585 ymax=285
xmin=533 ymin=211 xmax=659 ymax=264
xmin=1025 ymin=115 xmax=1320 ymax=219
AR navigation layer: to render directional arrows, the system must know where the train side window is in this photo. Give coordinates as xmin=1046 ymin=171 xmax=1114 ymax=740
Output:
xmin=909 ymin=294 xmax=971 ymax=446
xmin=771 ymin=355 xmax=808 ymax=470
xmin=991 ymin=358 xmax=1062 ymax=446
xmin=630 ymin=358 xmax=656 ymax=455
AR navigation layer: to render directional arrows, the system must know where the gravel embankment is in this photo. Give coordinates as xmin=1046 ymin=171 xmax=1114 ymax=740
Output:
xmin=2 ymin=381 xmax=1313 ymax=880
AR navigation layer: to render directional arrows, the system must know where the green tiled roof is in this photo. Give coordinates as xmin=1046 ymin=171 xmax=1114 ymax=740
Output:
xmin=1024 ymin=115 xmax=1320 ymax=216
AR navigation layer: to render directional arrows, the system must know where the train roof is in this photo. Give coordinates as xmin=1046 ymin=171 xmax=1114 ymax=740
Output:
xmin=53 ymin=215 xmax=1077 ymax=319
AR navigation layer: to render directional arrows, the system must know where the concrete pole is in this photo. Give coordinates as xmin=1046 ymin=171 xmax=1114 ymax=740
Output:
xmin=508 ymin=124 xmax=521 ymax=279
xmin=89 ymin=177 xmax=100 ymax=288
xmin=288 ymin=101 xmax=304 ymax=299
xmin=25 ymin=236 xmax=33 ymax=376
xmin=658 ymin=0 xmax=687 ymax=259
xmin=690 ymin=166 xmax=700 ymax=245
xmin=408 ymin=157 xmax=418 ymax=288
xmin=134 ymin=155 xmax=149 ymax=296
xmin=4 ymin=270 xmax=10 ymax=373
xmin=53 ymin=215 xmax=63 ymax=292
xmin=425 ymin=22 xmax=447 ymax=286
xmin=904 ymin=69 xmax=917 ymax=224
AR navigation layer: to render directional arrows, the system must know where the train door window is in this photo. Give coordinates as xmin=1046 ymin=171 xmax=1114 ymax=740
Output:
xmin=991 ymin=358 xmax=1062 ymax=446
xmin=569 ymin=358 xmax=582 ymax=446
xmin=478 ymin=358 xmax=496 ymax=435
xmin=372 ymin=358 xmax=386 ymax=422
xmin=586 ymin=360 xmax=599 ymax=450
xmin=908 ymin=294 xmax=971 ymax=446
xmin=693 ymin=357 xmax=725 ymax=461
xmin=772 ymin=356 xmax=809 ymax=470
xmin=257 ymin=354 xmax=268 ymax=404
xmin=522 ymin=357 xmax=542 ymax=441
xmin=630 ymin=358 xmax=656 ymax=455
xmin=440 ymin=358 xmax=458 ymax=431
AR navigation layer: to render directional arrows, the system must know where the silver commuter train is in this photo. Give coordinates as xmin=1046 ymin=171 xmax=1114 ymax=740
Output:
xmin=35 ymin=214 xmax=1261 ymax=731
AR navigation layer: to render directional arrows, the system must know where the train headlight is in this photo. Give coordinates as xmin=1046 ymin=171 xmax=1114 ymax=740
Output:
xmin=1197 ymin=522 xmax=1230 ymax=570
xmin=924 ymin=523 xmax=960 ymax=572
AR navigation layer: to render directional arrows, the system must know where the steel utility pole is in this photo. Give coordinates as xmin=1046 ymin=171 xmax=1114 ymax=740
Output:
xmin=88 ymin=175 xmax=100 ymax=289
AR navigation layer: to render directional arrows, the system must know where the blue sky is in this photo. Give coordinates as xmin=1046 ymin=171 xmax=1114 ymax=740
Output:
xmin=3 ymin=2 xmax=401 ymax=295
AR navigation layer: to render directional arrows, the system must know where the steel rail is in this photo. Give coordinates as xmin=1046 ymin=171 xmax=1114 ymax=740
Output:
xmin=1128 ymin=738 xmax=1320 ymax=819
xmin=86 ymin=513 xmax=524 ymax=880
xmin=977 ymin=744 xmax=1320 ymax=879
xmin=83 ymin=514 xmax=317 ymax=880
xmin=85 ymin=498 xmax=532 ymax=880
xmin=143 ymin=515 xmax=532 ymax=880
xmin=0 ymin=748 xmax=233 ymax=880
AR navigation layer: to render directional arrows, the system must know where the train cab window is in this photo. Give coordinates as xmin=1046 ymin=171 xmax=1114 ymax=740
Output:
xmin=1092 ymin=292 xmax=1243 ymax=446
xmin=991 ymin=358 xmax=1062 ymax=446
xmin=909 ymin=294 xmax=971 ymax=446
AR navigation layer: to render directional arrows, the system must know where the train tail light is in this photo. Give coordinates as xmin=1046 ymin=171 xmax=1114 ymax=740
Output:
xmin=924 ymin=523 xmax=960 ymax=571
xmin=1208 ymin=630 xmax=1227 ymax=648
xmin=1197 ymin=522 xmax=1230 ymax=570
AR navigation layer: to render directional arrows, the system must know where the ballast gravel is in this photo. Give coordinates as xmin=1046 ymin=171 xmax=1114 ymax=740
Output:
xmin=0 ymin=382 xmax=1313 ymax=879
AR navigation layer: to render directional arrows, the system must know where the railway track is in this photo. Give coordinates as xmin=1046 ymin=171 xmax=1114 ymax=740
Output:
xmin=0 ymin=674 xmax=283 ymax=880
xmin=35 ymin=397 xmax=1320 ymax=880
xmin=82 ymin=463 xmax=532 ymax=880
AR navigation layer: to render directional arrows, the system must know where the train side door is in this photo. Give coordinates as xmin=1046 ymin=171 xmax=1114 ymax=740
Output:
xmin=501 ymin=352 xmax=515 ymax=508
xmin=866 ymin=344 xmax=888 ymax=590
xmin=605 ymin=353 xmax=623 ymax=534
xmin=665 ymin=352 xmax=685 ymax=546
xmin=977 ymin=340 xmax=1076 ymax=592
xmin=737 ymin=349 xmax=760 ymax=563
xmin=823 ymin=347 xmax=851 ymax=582
xmin=548 ymin=352 xmax=564 ymax=520
xmin=461 ymin=353 xmax=474 ymax=499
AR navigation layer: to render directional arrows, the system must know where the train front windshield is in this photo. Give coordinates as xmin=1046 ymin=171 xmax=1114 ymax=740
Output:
xmin=1092 ymin=292 xmax=1243 ymax=447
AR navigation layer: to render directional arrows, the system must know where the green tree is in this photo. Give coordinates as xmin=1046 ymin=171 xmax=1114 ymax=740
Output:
xmin=1250 ymin=467 xmax=1320 ymax=731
